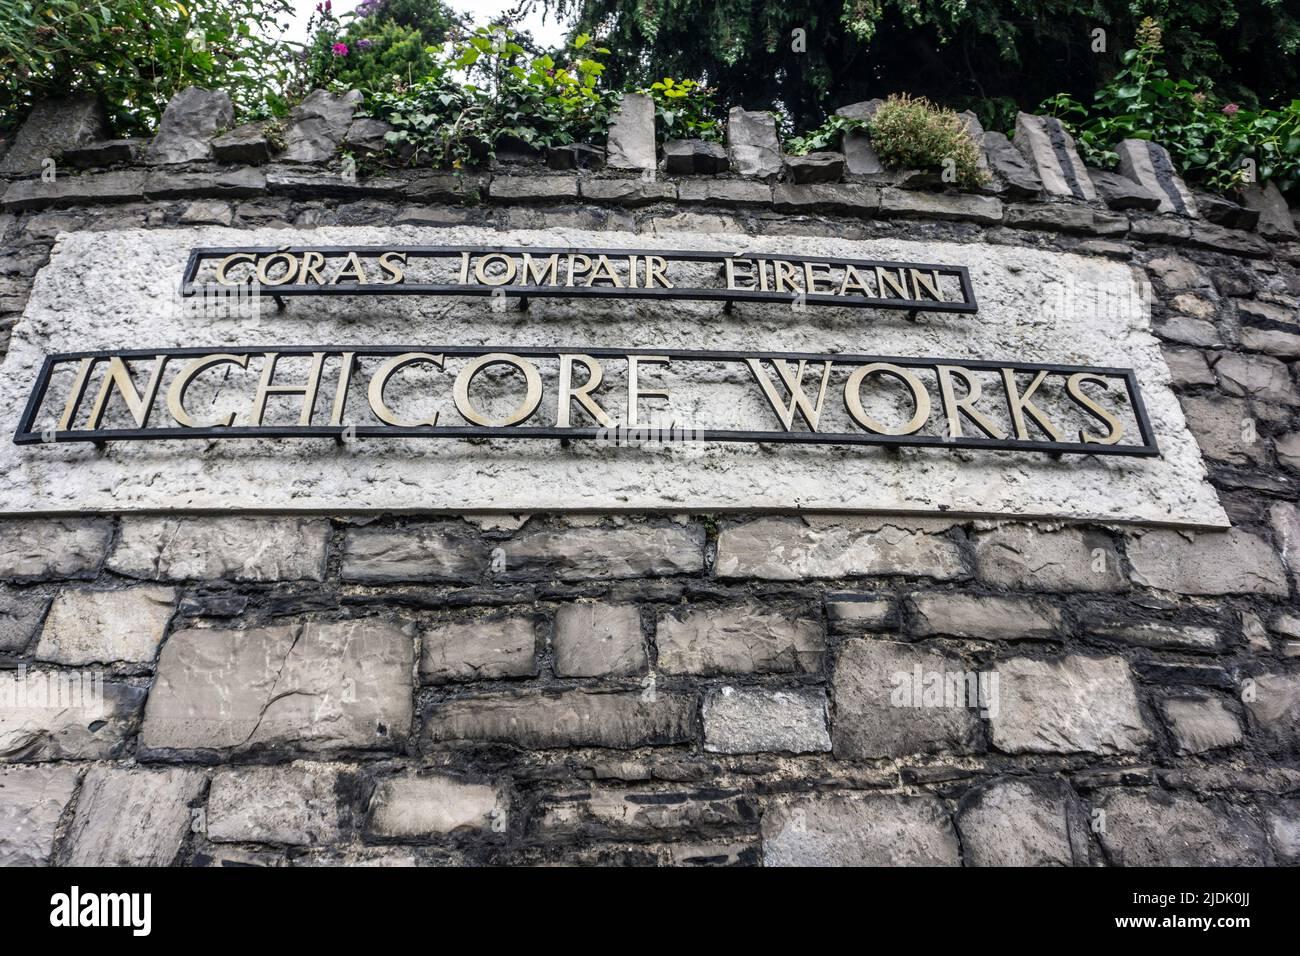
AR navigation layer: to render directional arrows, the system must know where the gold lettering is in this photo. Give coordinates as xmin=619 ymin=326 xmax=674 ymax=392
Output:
xmin=367 ymin=352 xmax=444 ymax=427
xmin=843 ymin=363 xmax=932 ymax=435
xmin=587 ymin=254 xmax=623 ymax=288
xmin=377 ymin=251 xmax=407 ymax=285
xmin=645 ymin=256 xmax=672 ymax=289
xmin=1000 ymin=368 xmax=1065 ymax=442
xmin=474 ymin=252 xmax=517 ymax=286
xmin=167 ymin=353 xmax=250 ymax=428
xmin=214 ymin=252 xmax=256 ymax=286
xmin=909 ymin=269 xmax=943 ymax=301
xmin=557 ymin=354 xmax=612 ymax=427
xmin=566 ymin=253 xmax=592 ymax=287
xmin=256 ymin=252 xmax=299 ymax=286
xmin=86 ymin=356 xmax=168 ymax=429
xmin=875 ymin=267 xmax=908 ymax=300
xmin=838 ymin=265 xmax=872 ymax=296
xmin=332 ymin=251 xmax=368 ymax=284
xmin=57 ymin=358 xmax=96 ymax=431
xmin=745 ymin=358 xmax=833 ymax=431
xmin=522 ymin=253 xmax=560 ymax=286
xmin=936 ymin=365 xmax=1008 ymax=440
xmin=249 ymin=351 xmax=327 ymax=426
xmin=626 ymin=355 xmax=671 ymax=426
xmin=297 ymin=251 xmax=327 ymax=285
xmin=453 ymin=354 xmax=542 ymax=427
xmin=726 ymin=258 xmax=757 ymax=291
xmin=1066 ymin=373 xmax=1125 ymax=445
xmin=773 ymin=260 xmax=802 ymax=293
xmin=803 ymin=262 xmax=835 ymax=295
xmin=330 ymin=352 xmax=356 ymax=426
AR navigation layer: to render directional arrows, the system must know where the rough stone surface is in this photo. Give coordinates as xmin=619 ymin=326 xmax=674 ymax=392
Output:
xmin=366 ymin=773 xmax=506 ymax=838
xmin=989 ymin=654 xmax=1151 ymax=755
xmin=0 ymin=585 xmax=48 ymax=653
xmin=1242 ymin=182 xmax=1299 ymax=239
xmin=0 ymin=519 xmax=112 ymax=581
xmin=655 ymin=605 xmax=824 ymax=675
xmin=211 ymin=122 xmax=274 ymax=164
xmin=501 ymin=525 xmax=704 ymax=581
xmin=784 ymin=152 xmax=846 ymax=184
xmin=1089 ymin=622 xmax=1220 ymax=651
xmin=207 ymin=762 xmax=343 ymax=845
xmin=956 ymin=778 xmax=1087 ymax=866
xmin=1161 ymin=697 xmax=1242 ymax=754
xmin=1195 ymin=190 xmax=1258 ymax=230
xmin=141 ymin=619 xmax=414 ymax=753
xmin=1244 ymin=671 xmax=1300 ymax=752
xmin=0 ymin=764 xmax=79 ymax=865
xmin=983 ymin=131 xmax=1041 ymax=198
xmin=342 ymin=523 xmax=488 ymax=583
xmin=0 ymin=672 xmax=145 ymax=761
xmin=908 ymin=593 xmax=1061 ymax=640
xmin=1115 ymin=140 xmax=1198 ymax=216
xmin=35 ymin=584 xmax=175 ymax=665
xmin=1215 ymin=352 xmax=1298 ymax=405
xmin=1013 ymin=113 xmax=1096 ymax=201
xmin=62 ymin=767 xmax=206 ymax=866
xmin=832 ymin=638 xmax=982 ymax=759
xmin=1180 ymin=395 xmax=1267 ymax=465
xmin=1270 ymin=501 xmax=1300 ymax=589
xmin=60 ymin=138 xmax=139 ymax=168
xmin=836 ymin=100 xmax=884 ymax=177
xmin=879 ymin=188 xmax=1002 ymax=223
xmin=1089 ymin=167 xmax=1160 ymax=210
xmin=420 ymin=614 xmax=537 ymax=683
xmin=663 ymin=139 xmax=728 ymax=175
xmin=534 ymin=786 xmax=752 ymax=836
xmin=1269 ymin=802 xmax=1300 ymax=863
xmin=110 ymin=516 xmax=330 ymax=582
xmin=1 ymin=96 xmax=107 ymax=174
xmin=717 ymin=517 xmax=965 ymax=581
xmin=824 ymin=593 xmax=892 ymax=631
xmin=281 ymin=89 xmax=363 ymax=163
xmin=762 ymin=793 xmax=960 ymax=866
xmin=1004 ymin=202 xmax=1126 ymax=235
xmin=424 ymin=689 xmax=696 ymax=749
xmin=771 ymin=182 xmax=877 ymax=212
xmin=1095 ymin=790 xmax=1270 ymax=865
xmin=1127 ymin=528 xmax=1289 ymax=596
xmin=145 ymin=87 xmax=233 ymax=164
xmin=602 ymin=92 xmax=656 ymax=176
xmin=703 ymin=686 xmax=830 ymax=754
xmin=1162 ymin=346 xmax=1216 ymax=386
xmin=552 ymin=602 xmax=645 ymax=677
xmin=726 ymin=108 xmax=782 ymax=179
xmin=973 ymin=525 xmax=1125 ymax=592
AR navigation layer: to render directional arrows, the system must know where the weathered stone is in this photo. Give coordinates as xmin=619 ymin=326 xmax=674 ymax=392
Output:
xmin=675 ymin=179 xmax=768 ymax=205
xmin=1242 ymin=182 xmax=1299 ymax=239
xmin=1169 ymin=291 xmax=1216 ymax=319
xmin=1188 ymin=221 xmax=1271 ymax=256
xmin=0 ymin=96 xmax=107 ymax=174
xmin=784 ymin=151 xmax=845 ymax=184
xmin=762 ymin=793 xmax=960 ymax=866
xmin=1013 ymin=113 xmax=1096 ymax=201
xmin=824 ymin=593 xmax=892 ymax=631
xmin=545 ymin=143 xmax=605 ymax=171
xmin=0 ymin=520 xmax=111 ymax=582
xmin=908 ymin=593 xmax=1062 ymax=640
xmin=1271 ymin=502 xmax=1300 ymax=589
xmin=1194 ymin=190 xmax=1259 ymax=230
xmin=973 ymin=524 xmax=1124 ymax=592
xmin=265 ymin=168 xmax=404 ymax=199
xmin=141 ymin=619 xmax=414 ymax=753
xmin=1239 ymin=325 xmax=1300 ymax=358
xmin=1115 ymin=140 xmax=1198 ymax=216
xmin=1215 ymin=352 xmax=1297 ymax=405
xmin=0 ymin=669 xmax=144 ymax=761
xmin=727 ymin=108 xmax=782 ymax=179
xmin=989 ymin=654 xmax=1150 ymax=755
xmin=110 ymin=516 xmax=330 ymax=582
xmin=424 ymin=688 xmax=696 ymax=749
xmin=145 ymin=87 xmax=233 ymax=164
xmin=605 ymin=93 xmax=657 ymax=175
xmin=342 ymin=523 xmax=489 ymax=583
xmin=1238 ymin=298 xmax=1299 ymax=326
xmin=178 ymin=199 xmax=234 ymax=226
xmin=956 ymin=778 xmax=1087 ymax=866
xmin=1130 ymin=214 xmax=1193 ymax=243
xmin=663 ymin=138 xmax=729 ymax=175
xmin=832 ymin=638 xmax=982 ymax=759
xmin=1161 ymin=697 xmax=1242 ymax=754
xmin=656 ymin=605 xmax=823 ymax=675
xmin=62 ymin=767 xmax=206 ymax=866
xmin=1180 ymin=395 xmax=1266 ymax=465
xmin=0 ymin=585 xmax=48 ymax=653
xmin=1088 ymin=621 xmax=1221 ymax=651
xmin=366 ymin=773 xmax=506 ymax=838
xmin=1146 ymin=255 xmax=1210 ymax=291
xmin=1094 ymin=790 xmax=1270 ymax=865
xmin=578 ymin=178 xmax=674 ymax=204
xmin=1004 ymin=202 xmax=1127 ymax=235
xmin=703 ymin=686 xmax=830 ymax=754
xmin=35 ymin=585 xmax=174 ymax=665
xmin=1127 ymin=528 xmax=1289 ymax=596
xmin=208 ymin=762 xmax=344 ymax=845
xmin=281 ymin=89 xmax=363 ymax=163
xmin=717 ymin=516 xmax=964 ymax=581
xmin=1161 ymin=346 xmax=1215 ymax=387
xmin=771 ymin=182 xmax=878 ymax=213
xmin=148 ymin=167 xmax=272 ymax=200
xmin=489 ymin=175 xmax=580 ymax=201
xmin=534 ymin=786 xmax=752 ymax=836
xmin=1155 ymin=315 xmax=1223 ymax=347
xmin=1089 ymin=167 xmax=1160 ymax=210
xmin=1245 ymin=671 xmax=1300 ymax=751
xmin=420 ymin=614 xmax=537 ymax=683
xmin=0 ymin=170 xmax=146 ymax=211
xmin=343 ymin=117 xmax=393 ymax=157
xmin=983 ymin=131 xmax=1041 ymax=199
xmin=1278 ymin=431 xmax=1300 ymax=473
xmin=211 ymin=122 xmax=274 ymax=164
xmin=61 ymin=138 xmax=141 ymax=168
xmin=879 ymin=188 xmax=1003 ymax=223
xmin=500 ymin=524 xmax=704 ymax=581
xmin=0 ymin=764 xmax=78 ymax=866
xmin=553 ymin=602 xmax=645 ymax=677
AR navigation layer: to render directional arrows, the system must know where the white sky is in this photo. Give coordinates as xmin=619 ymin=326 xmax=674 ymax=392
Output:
xmin=279 ymin=0 xmax=573 ymax=47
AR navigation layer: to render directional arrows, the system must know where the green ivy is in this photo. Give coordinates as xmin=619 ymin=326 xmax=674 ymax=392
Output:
xmin=639 ymin=77 xmax=723 ymax=141
xmin=784 ymin=114 xmax=867 ymax=156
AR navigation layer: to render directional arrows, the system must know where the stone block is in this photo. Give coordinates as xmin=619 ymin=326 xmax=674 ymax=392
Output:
xmin=703 ymin=686 xmax=830 ymax=754
xmin=420 ymin=614 xmax=537 ymax=683
xmin=145 ymin=87 xmax=233 ymax=164
xmin=35 ymin=585 xmax=175 ymax=665
xmin=62 ymin=767 xmax=205 ymax=866
xmin=727 ymin=108 xmax=782 ymax=179
xmin=956 ymin=778 xmax=1088 ymax=866
xmin=0 ymin=519 xmax=112 ymax=581
xmin=0 ymin=670 xmax=145 ymax=761
xmin=342 ymin=522 xmax=488 ymax=583
xmin=1161 ymin=697 xmax=1242 ymax=754
xmin=366 ymin=773 xmax=506 ymax=838
xmin=499 ymin=524 xmax=704 ymax=581
xmin=973 ymin=524 xmax=1124 ymax=592
xmin=281 ymin=89 xmax=363 ymax=163
xmin=1013 ymin=113 xmax=1096 ymax=201
xmin=0 ymin=96 xmax=107 ymax=174
xmin=0 ymin=765 xmax=79 ymax=865
xmin=552 ymin=602 xmax=646 ymax=677
xmin=762 ymin=793 xmax=960 ymax=866
xmin=1115 ymin=140 xmax=1198 ymax=216
xmin=1126 ymin=528 xmax=1288 ymax=596
xmin=907 ymin=593 xmax=1062 ymax=640
xmin=605 ymin=93 xmax=657 ymax=176
xmin=207 ymin=762 xmax=345 ymax=845
xmin=1094 ymin=790 xmax=1270 ymax=865
xmin=655 ymin=605 xmax=823 ymax=675
xmin=110 ymin=516 xmax=330 ymax=582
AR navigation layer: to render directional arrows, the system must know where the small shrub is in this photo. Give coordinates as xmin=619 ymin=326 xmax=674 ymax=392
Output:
xmin=785 ymin=114 xmax=867 ymax=155
xmin=867 ymin=94 xmax=989 ymax=188
xmin=639 ymin=77 xmax=723 ymax=142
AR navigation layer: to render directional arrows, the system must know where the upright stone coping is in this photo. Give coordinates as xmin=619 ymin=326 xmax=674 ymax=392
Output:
xmin=0 ymin=96 xmax=107 ymax=175
xmin=726 ymin=107 xmax=783 ymax=179
xmin=281 ymin=89 xmax=364 ymax=164
xmin=1014 ymin=112 xmax=1097 ymax=202
xmin=1115 ymin=139 xmax=1198 ymax=217
xmin=605 ymin=92 xmax=657 ymax=177
xmin=836 ymin=99 xmax=884 ymax=176
xmin=144 ymin=87 xmax=234 ymax=165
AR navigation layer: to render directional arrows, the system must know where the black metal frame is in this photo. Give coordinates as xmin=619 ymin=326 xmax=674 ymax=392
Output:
xmin=14 ymin=345 xmax=1159 ymax=458
xmin=179 ymin=245 xmax=979 ymax=314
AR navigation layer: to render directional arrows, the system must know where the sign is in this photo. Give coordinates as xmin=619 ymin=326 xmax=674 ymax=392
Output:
xmin=182 ymin=245 xmax=978 ymax=313
xmin=17 ymin=345 xmax=1155 ymax=457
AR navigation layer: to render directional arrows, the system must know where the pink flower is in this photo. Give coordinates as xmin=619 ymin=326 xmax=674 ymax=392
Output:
xmin=1222 ymin=103 xmax=1239 ymax=115
xmin=324 ymin=0 xmax=331 ymax=10
xmin=332 ymin=42 xmax=349 ymax=56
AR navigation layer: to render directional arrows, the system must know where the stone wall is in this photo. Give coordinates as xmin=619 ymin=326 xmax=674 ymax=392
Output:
xmin=1 ymin=91 xmax=1299 ymax=866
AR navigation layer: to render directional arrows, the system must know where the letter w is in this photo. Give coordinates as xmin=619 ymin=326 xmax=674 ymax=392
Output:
xmin=745 ymin=358 xmax=833 ymax=431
